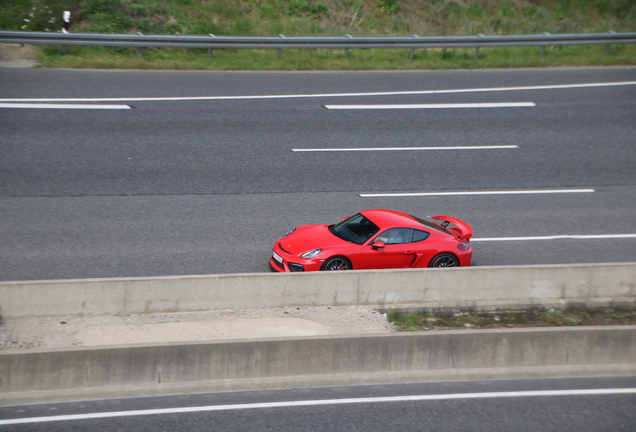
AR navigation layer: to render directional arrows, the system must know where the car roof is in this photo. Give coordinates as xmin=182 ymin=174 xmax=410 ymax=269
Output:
xmin=359 ymin=209 xmax=424 ymax=230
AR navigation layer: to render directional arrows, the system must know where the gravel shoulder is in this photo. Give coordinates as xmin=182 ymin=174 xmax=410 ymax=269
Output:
xmin=0 ymin=307 xmax=393 ymax=350
xmin=0 ymin=44 xmax=38 ymax=68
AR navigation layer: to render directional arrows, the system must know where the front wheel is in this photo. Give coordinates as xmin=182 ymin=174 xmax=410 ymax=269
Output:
xmin=321 ymin=256 xmax=352 ymax=271
xmin=428 ymin=253 xmax=459 ymax=268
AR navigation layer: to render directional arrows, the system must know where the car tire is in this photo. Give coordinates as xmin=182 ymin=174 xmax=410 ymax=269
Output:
xmin=321 ymin=256 xmax=352 ymax=271
xmin=428 ymin=253 xmax=459 ymax=267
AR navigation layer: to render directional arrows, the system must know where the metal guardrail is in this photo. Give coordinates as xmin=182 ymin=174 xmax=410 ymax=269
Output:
xmin=1 ymin=30 xmax=634 ymax=60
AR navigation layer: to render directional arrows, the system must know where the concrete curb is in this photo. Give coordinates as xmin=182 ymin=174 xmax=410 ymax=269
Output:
xmin=1 ymin=263 xmax=635 ymax=318
xmin=1 ymin=326 xmax=635 ymax=405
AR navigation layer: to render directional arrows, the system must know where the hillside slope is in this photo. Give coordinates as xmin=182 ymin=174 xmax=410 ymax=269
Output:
xmin=4 ymin=0 xmax=635 ymax=37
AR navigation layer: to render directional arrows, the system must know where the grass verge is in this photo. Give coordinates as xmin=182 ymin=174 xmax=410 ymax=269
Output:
xmin=36 ymin=43 xmax=636 ymax=70
xmin=387 ymin=304 xmax=636 ymax=331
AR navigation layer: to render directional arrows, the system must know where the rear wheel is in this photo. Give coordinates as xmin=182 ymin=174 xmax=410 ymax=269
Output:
xmin=321 ymin=256 xmax=352 ymax=271
xmin=428 ymin=253 xmax=459 ymax=267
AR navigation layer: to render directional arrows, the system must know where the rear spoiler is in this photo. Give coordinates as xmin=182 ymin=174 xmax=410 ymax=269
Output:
xmin=432 ymin=215 xmax=473 ymax=241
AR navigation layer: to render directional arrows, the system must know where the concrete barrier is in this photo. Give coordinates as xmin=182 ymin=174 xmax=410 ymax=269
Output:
xmin=1 ymin=326 xmax=635 ymax=405
xmin=1 ymin=263 xmax=635 ymax=318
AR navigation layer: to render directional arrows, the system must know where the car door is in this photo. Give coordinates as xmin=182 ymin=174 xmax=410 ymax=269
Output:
xmin=357 ymin=228 xmax=418 ymax=269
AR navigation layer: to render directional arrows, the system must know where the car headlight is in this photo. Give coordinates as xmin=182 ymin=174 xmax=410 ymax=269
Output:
xmin=300 ymin=248 xmax=322 ymax=259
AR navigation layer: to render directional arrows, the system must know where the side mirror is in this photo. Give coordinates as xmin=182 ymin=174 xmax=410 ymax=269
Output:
xmin=371 ymin=241 xmax=385 ymax=249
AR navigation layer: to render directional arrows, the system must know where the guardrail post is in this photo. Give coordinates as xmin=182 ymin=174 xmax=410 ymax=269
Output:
xmin=136 ymin=32 xmax=143 ymax=57
xmin=278 ymin=34 xmax=285 ymax=59
xmin=541 ymin=32 xmax=551 ymax=56
xmin=345 ymin=34 xmax=353 ymax=58
xmin=410 ymin=35 xmax=419 ymax=61
xmin=475 ymin=34 xmax=485 ymax=59
xmin=606 ymin=30 xmax=615 ymax=54
xmin=208 ymin=34 xmax=216 ymax=58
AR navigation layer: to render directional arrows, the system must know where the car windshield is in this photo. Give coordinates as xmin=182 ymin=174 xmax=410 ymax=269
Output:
xmin=330 ymin=213 xmax=380 ymax=245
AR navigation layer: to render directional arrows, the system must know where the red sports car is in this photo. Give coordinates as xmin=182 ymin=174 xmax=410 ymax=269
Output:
xmin=269 ymin=209 xmax=472 ymax=272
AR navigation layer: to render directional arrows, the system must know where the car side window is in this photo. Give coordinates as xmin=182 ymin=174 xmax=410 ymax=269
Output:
xmin=374 ymin=228 xmax=413 ymax=245
xmin=412 ymin=229 xmax=430 ymax=242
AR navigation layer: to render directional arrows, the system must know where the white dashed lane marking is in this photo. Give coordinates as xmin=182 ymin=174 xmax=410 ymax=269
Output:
xmin=293 ymin=145 xmax=518 ymax=152
xmin=358 ymin=189 xmax=595 ymax=197
xmin=324 ymin=102 xmax=536 ymax=109
xmin=0 ymin=103 xmax=131 ymax=109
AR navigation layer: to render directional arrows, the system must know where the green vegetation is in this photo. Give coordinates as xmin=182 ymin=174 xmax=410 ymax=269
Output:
xmin=1 ymin=0 xmax=635 ymax=69
xmin=34 ymin=44 xmax=636 ymax=70
xmin=6 ymin=0 xmax=635 ymax=36
xmin=387 ymin=304 xmax=636 ymax=331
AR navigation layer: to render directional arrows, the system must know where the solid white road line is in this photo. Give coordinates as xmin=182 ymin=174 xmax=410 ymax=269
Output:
xmin=293 ymin=145 xmax=519 ymax=152
xmin=325 ymin=102 xmax=536 ymax=109
xmin=2 ymin=389 xmax=634 ymax=425
xmin=0 ymin=103 xmax=131 ymax=109
xmin=0 ymin=81 xmax=634 ymax=103
xmin=359 ymin=189 xmax=595 ymax=197
xmin=473 ymin=234 xmax=636 ymax=242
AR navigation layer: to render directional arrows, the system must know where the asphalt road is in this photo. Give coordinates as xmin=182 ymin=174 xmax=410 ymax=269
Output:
xmin=1 ymin=67 xmax=635 ymax=280
xmin=1 ymin=377 xmax=635 ymax=431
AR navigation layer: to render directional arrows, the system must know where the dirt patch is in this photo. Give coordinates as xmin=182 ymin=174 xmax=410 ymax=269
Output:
xmin=0 ymin=306 xmax=392 ymax=350
xmin=0 ymin=44 xmax=38 ymax=68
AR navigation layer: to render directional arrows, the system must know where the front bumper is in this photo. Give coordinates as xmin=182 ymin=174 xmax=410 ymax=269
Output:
xmin=269 ymin=259 xmax=305 ymax=272
xmin=269 ymin=257 xmax=309 ymax=272
xmin=269 ymin=244 xmax=324 ymax=272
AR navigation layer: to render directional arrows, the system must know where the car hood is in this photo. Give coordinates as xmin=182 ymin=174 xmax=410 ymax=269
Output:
xmin=279 ymin=224 xmax=347 ymax=255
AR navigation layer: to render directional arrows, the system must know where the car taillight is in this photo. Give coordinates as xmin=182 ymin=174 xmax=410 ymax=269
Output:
xmin=457 ymin=240 xmax=471 ymax=251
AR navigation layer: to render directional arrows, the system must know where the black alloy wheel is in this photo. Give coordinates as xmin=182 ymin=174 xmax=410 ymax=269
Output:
xmin=321 ymin=256 xmax=352 ymax=271
xmin=428 ymin=253 xmax=459 ymax=267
